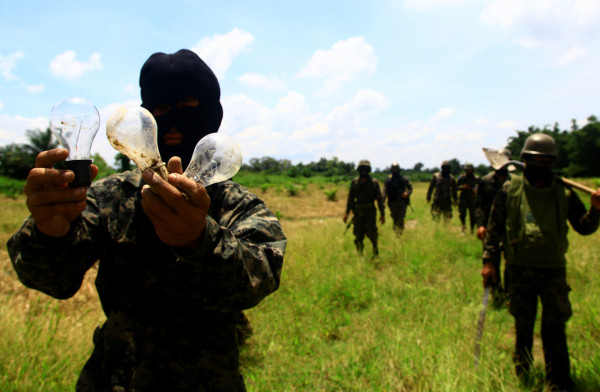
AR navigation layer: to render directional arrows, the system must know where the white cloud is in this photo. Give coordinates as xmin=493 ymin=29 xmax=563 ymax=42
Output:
xmin=0 ymin=102 xmax=4 ymax=111
xmin=238 ymin=72 xmax=286 ymax=91
xmin=0 ymin=51 xmax=24 ymax=81
xmin=432 ymin=107 xmax=455 ymax=120
xmin=26 ymin=83 xmax=45 ymax=94
xmin=191 ymin=28 xmax=254 ymax=80
xmin=474 ymin=116 xmax=490 ymax=125
xmin=0 ymin=114 xmax=48 ymax=145
xmin=558 ymin=46 xmax=587 ymax=66
xmin=497 ymin=120 xmax=518 ymax=129
xmin=296 ymin=37 xmax=377 ymax=94
xmin=291 ymin=122 xmax=330 ymax=141
xmin=50 ymin=51 xmax=103 ymax=80
xmin=480 ymin=0 xmax=600 ymax=47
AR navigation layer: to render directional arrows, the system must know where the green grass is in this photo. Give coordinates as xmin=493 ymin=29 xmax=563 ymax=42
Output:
xmin=1 ymin=181 xmax=599 ymax=391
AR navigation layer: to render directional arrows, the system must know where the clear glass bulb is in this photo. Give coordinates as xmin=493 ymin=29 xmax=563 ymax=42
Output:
xmin=49 ymin=97 xmax=100 ymax=187
xmin=183 ymin=133 xmax=242 ymax=186
xmin=106 ymin=105 xmax=168 ymax=180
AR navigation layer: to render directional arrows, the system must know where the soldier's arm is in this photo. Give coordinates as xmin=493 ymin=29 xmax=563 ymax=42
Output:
xmin=482 ymin=183 xmax=508 ymax=266
xmin=171 ymin=183 xmax=286 ymax=311
xmin=8 ymin=184 xmax=104 ymax=300
xmin=566 ymin=186 xmax=600 ymax=235
xmin=427 ymin=176 xmax=435 ymax=201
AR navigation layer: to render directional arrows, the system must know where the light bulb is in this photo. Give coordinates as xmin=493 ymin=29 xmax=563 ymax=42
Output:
xmin=49 ymin=97 xmax=100 ymax=187
xmin=183 ymin=133 xmax=242 ymax=186
xmin=106 ymin=105 xmax=168 ymax=180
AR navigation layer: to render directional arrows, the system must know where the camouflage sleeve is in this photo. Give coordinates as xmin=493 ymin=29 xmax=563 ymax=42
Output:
xmin=474 ymin=181 xmax=488 ymax=228
xmin=566 ymin=187 xmax=600 ymax=235
xmin=375 ymin=181 xmax=385 ymax=215
xmin=171 ymin=182 xmax=286 ymax=311
xmin=482 ymin=182 xmax=509 ymax=266
xmin=427 ymin=176 xmax=435 ymax=201
xmin=451 ymin=178 xmax=458 ymax=203
xmin=405 ymin=176 xmax=413 ymax=196
xmin=346 ymin=181 xmax=355 ymax=214
xmin=7 ymin=190 xmax=104 ymax=300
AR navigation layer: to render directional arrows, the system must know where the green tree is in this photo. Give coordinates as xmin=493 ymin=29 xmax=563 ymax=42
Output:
xmin=564 ymin=120 xmax=600 ymax=177
xmin=92 ymin=153 xmax=117 ymax=179
xmin=114 ymin=152 xmax=132 ymax=172
xmin=0 ymin=144 xmax=33 ymax=179
xmin=23 ymin=128 xmax=59 ymax=157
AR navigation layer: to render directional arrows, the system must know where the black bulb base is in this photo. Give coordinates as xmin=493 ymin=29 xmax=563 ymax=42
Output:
xmin=66 ymin=159 xmax=93 ymax=187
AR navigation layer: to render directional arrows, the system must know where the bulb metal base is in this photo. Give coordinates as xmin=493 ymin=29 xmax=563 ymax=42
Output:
xmin=66 ymin=159 xmax=93 ymax=187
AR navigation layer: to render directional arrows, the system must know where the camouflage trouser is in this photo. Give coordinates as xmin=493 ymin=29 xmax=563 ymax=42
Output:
xmin=431 ymin=198 xmax=452 ymax=222
xmin=388 ymin=200 xmax=408 ymax=234
xmin=507 ymin=266 xmax=573 ymax=387
xmin=353 ymin=208 xmax=378 ymax=255
xmin=458 ymin=195 xmax=475 ymax=230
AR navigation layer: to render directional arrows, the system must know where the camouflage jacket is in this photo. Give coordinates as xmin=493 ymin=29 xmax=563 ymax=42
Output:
xmin=457 ymin=173 xmax=479 ymax=200
xmin=482 ymin=175 xmax=599 ymax=268
xmin=426 ymin=172 xmax=457 ymax=204
xmin=383 ymin=174 xmax=413 ymax=205
xmin=346 ymin=175 xmax=385 ymax=217
xmin=7 ymin=170 xmax=286 ymax=392
xmin=474 ymin=171 xmax=509 ymax=228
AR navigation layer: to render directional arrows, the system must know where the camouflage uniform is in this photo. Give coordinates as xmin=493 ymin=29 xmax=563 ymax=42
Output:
xmin=383 ymin=173 xmax=412 ymax=234
xmin=457 ymin=171 xmax=479 ymax=233
xmin=346 ymin=175 xmax=385 ymax=255
xmin=8 ymin=170 xmax=286 ymax=392
xmin=475 ymin=170 xmax=510 ymax=299
xmin=483 ymin=175 xmax=599 ymax=388
xmin=426 ymin=171 xmax=457 ymax=222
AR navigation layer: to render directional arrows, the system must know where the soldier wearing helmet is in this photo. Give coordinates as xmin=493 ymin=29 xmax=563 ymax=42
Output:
xmin=426 ymin=160 xmax=458 ymax=223
xmin=383 ymin=162 xmax=413 ymax=235
xmin=481 ymin=133 xmax=600 ymax=390
xmin=343 ymin=159 xmax=385 ymax=256
xmin=457 ymin=163 xmax=479 ymax=234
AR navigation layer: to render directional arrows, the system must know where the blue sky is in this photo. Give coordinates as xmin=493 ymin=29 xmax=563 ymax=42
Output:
xmin=1 ymin=0 xmax=599 ymax=170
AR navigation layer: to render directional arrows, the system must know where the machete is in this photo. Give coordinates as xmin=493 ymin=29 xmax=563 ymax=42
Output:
xmin=474 ymin=285 xmax=491 ymax=369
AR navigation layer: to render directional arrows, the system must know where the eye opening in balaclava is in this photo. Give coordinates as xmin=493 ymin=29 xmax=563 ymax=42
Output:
xmin=139 ymin=49 xmax=223 ymax=169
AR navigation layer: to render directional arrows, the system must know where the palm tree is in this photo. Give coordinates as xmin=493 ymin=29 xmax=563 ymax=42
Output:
xmin=23 ymin=128 xmax=59 ymax=157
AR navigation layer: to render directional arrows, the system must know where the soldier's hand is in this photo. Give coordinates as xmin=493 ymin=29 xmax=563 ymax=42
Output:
xmin=379 ymin=215 xmax=385 ymax=225
xmin=476 ymin=226 xmax=486 ymax=241
xmin=591 ymin=189 xmax=600 ymax=211
xmin=141 ymin=157 xmax=211 ymax=249
xmin=481 ymin=262 xmax=497 ymax=287
xmin=402 ymin=192 xmax=408 ymax=198
xmin=343 ymin=213 xmax=348 ymax=224
xmin=25 ymin=149 xmax=98 ymax=238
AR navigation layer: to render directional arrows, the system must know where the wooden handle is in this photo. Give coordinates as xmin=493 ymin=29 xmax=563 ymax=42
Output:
xmin=561 ymin=177 xmax=596 ymax=195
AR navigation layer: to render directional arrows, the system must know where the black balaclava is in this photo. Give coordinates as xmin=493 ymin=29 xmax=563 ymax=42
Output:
xmin=140 ymin=49 xmax=223 ymax=169
xmin=523 ymin=156 xmax=554 ymax=187
xmin=441 ymin=165 xmax=451 ymax=177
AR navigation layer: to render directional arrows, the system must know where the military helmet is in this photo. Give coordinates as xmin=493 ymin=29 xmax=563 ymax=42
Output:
xmin=464 ymin=163 xmax=474 ymax=170
xmin=390 ymin=162 xmax=400 ymax=171
xmin=441 ymin=160 xmax=451 ymax=168
xmin=357 ymin=159 xmax=371 ymax=172
xmin=520 ymin=133 xmax=557 ymax=159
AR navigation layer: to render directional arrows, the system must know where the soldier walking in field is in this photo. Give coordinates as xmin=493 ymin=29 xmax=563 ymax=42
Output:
xmin=457 ymin=163 xmax=479 ymax=234
xmin=481 ymin=133 xmax=600 ymax=391
xmin=343 ymin=160 xmax=385 ymax=256
xmin=426 ymin=160 xmax=458 ymax=223
xmin=475 ymin=149 xmax=512 ymax=307
xmin=383 ymin=162 xmax=412 ymax=235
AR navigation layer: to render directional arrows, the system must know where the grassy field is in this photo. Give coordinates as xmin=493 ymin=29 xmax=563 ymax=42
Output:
xmin=1 ymin=181 xmax=599 ymax=391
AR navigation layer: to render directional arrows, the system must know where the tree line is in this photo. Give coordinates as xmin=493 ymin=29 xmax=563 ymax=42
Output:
xmin=1 ymin=115 xmax=598 ymax=181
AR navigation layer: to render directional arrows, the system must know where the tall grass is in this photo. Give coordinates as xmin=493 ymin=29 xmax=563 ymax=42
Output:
xmin=1 ymin=181 xmax=599 ymax=391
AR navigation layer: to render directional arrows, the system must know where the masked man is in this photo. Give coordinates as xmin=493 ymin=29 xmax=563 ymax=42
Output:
xmin=481 ymin=133 xmax=600 ymax=391
xmin=8 ymin=49 xmax=286 ymax=392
